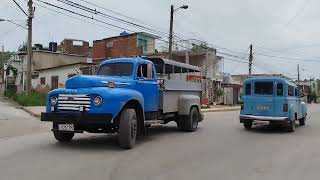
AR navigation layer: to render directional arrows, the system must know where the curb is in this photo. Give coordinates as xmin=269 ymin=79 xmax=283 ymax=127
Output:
xmin=21 ymin=107 xmax=41 ymax=118
xmin=201 ymin=107 xmax=241 ymax=113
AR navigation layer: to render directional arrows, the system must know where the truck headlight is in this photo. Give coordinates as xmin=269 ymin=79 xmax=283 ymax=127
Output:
xmin=50 ymin=96 xmax=58 ymax=106
xmin=93 ymin=96 xmax=103 ymax=107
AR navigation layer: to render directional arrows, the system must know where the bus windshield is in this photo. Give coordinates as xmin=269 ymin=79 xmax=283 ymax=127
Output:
xmin=254 ymin=82 xmax=274 ymax=95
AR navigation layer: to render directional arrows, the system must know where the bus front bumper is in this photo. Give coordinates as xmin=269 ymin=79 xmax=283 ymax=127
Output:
xmin=240 ymin=115 xmax=288 ymax=123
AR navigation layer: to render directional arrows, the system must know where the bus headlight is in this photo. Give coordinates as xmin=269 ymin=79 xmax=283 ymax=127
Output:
xmin=50 ymin=96 xmax=58 ymax=106
xmin=93 ymin=96 xmax=103 ymax=107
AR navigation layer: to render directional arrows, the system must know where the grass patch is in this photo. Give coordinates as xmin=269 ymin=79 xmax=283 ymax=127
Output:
xmin=5 ymin=91 xmax=47 ymax=106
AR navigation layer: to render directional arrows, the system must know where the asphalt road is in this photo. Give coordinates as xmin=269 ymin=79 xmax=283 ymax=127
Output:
xmin=0 ymin=99 xmax=319 ymax=180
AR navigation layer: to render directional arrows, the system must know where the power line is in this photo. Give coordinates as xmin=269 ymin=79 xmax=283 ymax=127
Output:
xmin=285 ymin=0 xmax=311 ymax=26
xmin=12 ymin=0 xmax=29 ymax=17
xmin=56 ymin=0 xmax=169 ymax=37
xmin=255 ymin=53 xmax=320 ymax=63
xmin=1 ymin=19 xmax=27 ymax=30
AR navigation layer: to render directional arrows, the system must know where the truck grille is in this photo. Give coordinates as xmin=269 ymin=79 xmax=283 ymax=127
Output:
xmin=58 ymin=94 xmax=91 ymax=111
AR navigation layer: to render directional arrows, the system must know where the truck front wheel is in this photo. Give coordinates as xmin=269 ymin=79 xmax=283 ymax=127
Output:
xmin=53 ymin=131 xmax=74 ymax=142
xmin=118 ymin=108 xmax=137 ymax=149
xmin=184 ymin=107 xmax=199 ymax=132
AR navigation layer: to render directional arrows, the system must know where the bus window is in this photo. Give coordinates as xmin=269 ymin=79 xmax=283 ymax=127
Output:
xmin=277 ymin=83 xmax=283 ymax=96
xmin=254 ymin=82 xmax=273 ymax=95
xmin=245 ymin=83 xmax=251 ymax=95
xmin=165 ymin=64 xmax=173 ymax=80
xmin=288 ymin=85 xmax=294 ymax=96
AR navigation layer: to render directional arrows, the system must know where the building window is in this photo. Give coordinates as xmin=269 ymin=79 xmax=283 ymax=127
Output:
xmin=40 ymin=77 xmax=45 ymax=85
xmin=106 ymin=41 xmax=113 ymax=48
xmin=51 ymin=76 xmax=59 ymax=90
xmin=68 ymin=74 xmax=77 ymax=78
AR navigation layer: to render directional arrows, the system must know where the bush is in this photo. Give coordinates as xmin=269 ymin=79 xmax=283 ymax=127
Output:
xmin=14 ymin=92 xmax=47 ymax=106
xmin=5 ymin=91 xmax=47 ymax=106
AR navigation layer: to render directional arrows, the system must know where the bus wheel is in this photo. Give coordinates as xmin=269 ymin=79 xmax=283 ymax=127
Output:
xmin=118 ymin=108 xmax=137 ymax=149
xmin=299 ymin=114 xmax=306 ymax=126
xmin=288 ymin=120 xmax=296 ymax=132
xmin=244 ymin=122 xmax=252 ymax=129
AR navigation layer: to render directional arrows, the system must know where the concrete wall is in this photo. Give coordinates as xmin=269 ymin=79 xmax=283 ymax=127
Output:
xmin=60 ymin=39 xmax=90 ymax=56
xmin=93 ymin=33 xmax=156 ymax=60
xmin=93 ymin=35 xmax=142 ymax=60
xmin=20 ymin=51 xmax=88 ymax=71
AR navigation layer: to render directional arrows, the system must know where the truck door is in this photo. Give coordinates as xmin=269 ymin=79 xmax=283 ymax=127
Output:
xmin=137 ymin=63 xmax=159 ymax=112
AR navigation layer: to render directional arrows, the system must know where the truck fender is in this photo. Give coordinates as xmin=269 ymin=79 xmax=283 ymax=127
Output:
xmin=178 ymin=95 xmax=201 ymax=115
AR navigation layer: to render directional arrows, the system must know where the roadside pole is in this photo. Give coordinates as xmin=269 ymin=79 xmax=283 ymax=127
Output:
xmin=26 ymin=0 xmax=34 ymax=95
xmin=249 ymin=44 xmax=253 ymax=75
xmin=1 ymin=46 xmax=4 ymax=83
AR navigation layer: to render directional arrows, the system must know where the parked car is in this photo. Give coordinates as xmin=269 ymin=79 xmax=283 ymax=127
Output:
xmin=41 ymin=58 xmax=203 ymax=148
xmin=239 ymin=76 xmax=307 ymax=132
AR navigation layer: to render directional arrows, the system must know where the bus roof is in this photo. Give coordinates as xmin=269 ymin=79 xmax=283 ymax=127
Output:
xmin=244 ymin=76 xmax=297 ymax=86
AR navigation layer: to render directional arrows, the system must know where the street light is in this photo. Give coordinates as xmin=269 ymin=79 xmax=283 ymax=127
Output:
xmin=168 ymin=5 xmax=189 ymax=59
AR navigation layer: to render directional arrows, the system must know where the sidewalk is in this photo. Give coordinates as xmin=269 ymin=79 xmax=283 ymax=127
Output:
xmin=23 ymin=105 xmax=241 ymax=118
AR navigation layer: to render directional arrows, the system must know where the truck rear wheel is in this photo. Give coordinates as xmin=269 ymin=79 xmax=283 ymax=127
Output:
xmin=118 ymin=108 xmax=137 ymax=149
xmin=53 ymin=131 xmax=74 ymax=142
xmin=184 ymin=107 xmax=199 ymax=132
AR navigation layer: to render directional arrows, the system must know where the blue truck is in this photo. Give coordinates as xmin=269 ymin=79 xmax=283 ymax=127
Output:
xmin=239 ymin=76 xmax=307 ymax=132
xmin=41 ymin=57 xmax=204 ymax=148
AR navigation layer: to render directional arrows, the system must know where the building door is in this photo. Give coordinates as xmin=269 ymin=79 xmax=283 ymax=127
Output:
xmin=51 ymin=76 xmax=59 ymax=90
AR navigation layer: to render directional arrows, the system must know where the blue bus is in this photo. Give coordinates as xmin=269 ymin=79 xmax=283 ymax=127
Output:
xmin=240 ymin=76 xmax=307 ymax=132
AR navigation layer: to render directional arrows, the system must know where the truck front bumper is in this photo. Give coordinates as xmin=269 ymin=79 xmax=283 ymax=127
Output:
xmin=240 ymin=115 xmax=288 ymax=123
xmin=41 ymin=112 xmax=113 ymax=125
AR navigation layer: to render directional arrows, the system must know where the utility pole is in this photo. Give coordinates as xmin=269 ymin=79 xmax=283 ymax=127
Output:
xmin=26 ymin=0 xmax=34 ymax=95
xmin=297 ymin=64 xmax=300 ymax=85
xmin=249 ymin=44 xmax=253 ymax=75
xmin=168 ymin=5 xmax=174 ymax=59
xmin=1 ymin=46 xmax=4 ymax=84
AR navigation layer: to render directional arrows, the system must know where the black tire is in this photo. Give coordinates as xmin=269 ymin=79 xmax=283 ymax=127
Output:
xmin=288 ymin=120 xmax=296 ymax=132
xmin=299 ymin=114 xmax=306 ymax=126
xmin=244 ymin=122 xmax=252 ymax=129
xmin=184 ymin=107 xmax=199 ymax=132
xmin=176 ymin=119 xmax=185 ymax=130
xmin=53 ymin=131 xmax=74 ymax=142
xmin=118 ymin=108 xmax=137 ymax=149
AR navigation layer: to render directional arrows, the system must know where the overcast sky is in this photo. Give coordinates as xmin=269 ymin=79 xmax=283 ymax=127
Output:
xmin=1 ymin=0 xmax=319 ymax=79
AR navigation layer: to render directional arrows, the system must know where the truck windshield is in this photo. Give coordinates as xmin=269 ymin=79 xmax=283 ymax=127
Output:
xmin=97 ymin=63 xmax=134 ymax=76
xmin=254 ymin=82 xmax=274 ymax=95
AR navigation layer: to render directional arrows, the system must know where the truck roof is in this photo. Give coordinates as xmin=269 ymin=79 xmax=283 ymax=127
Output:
xmin=99 ymin=58 xmax=152 ymax=66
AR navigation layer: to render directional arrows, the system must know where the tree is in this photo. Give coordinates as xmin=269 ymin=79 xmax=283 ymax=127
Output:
xmin=191 ymin=42 xmax=214 ymax=52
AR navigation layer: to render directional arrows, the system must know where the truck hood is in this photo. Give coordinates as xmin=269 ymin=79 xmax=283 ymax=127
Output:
xmin=65 ymin=75 xmax=132 ymax=89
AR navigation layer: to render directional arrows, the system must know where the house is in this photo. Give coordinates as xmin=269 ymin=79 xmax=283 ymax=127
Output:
xmin=93 ymin=32 xmax=159 ymax=63
xmin=148 ymin=49 xmax=223 ymax=105
xmin=32 ymin=62 xmax=93 ymax=93
xmin=15 ymin=41 xmax=93 ymax=93
xmin=222 ymin=75 xmax=242 ymax=105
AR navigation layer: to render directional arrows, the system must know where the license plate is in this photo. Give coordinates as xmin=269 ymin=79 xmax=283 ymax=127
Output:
xmin=58 ymin=124 xmax=74 ymax=131
xmin=256 ymin=105 xmax=270 ymax=110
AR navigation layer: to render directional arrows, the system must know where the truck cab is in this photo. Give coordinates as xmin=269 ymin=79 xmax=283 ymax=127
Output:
xmin=239 ymin=76 xmax=307 ymax=132
xmin=41 ymin=58 xmax=203 ymax=148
